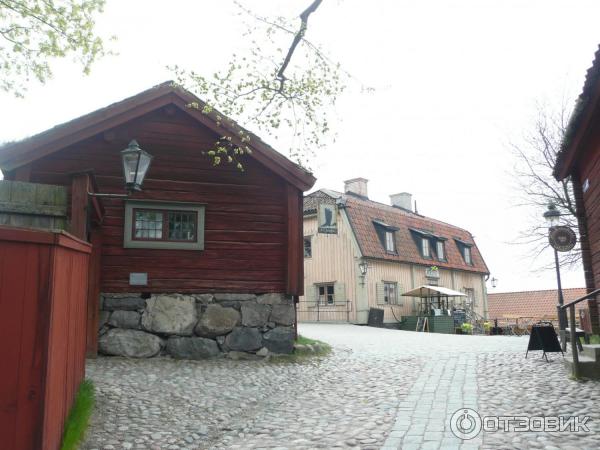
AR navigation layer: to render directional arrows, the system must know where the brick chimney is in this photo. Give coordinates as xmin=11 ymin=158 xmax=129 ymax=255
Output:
xmin=344 ymin=178 xmax=368 ymax=198
xmin=390 ymin=192 xmax=412 ymax=211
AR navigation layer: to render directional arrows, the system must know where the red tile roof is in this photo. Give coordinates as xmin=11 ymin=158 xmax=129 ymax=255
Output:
xmin=488 ymin=288 xmax=589 ymax=320
xmin=305 ymin=190 xmax=489 ymax=274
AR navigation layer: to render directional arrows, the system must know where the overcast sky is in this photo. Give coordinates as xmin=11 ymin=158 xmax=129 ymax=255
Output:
xmin=1 ymin=0 xmax=599 ymax=293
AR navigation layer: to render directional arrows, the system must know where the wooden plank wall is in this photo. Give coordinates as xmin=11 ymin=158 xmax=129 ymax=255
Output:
xmin=0 ymin=181 xmax=67 ymax=230
xmin=0 ymin=228 xmax=91 ymax=450
xmin=29 ymin=108 xmax=290 ymax=294
xmin=579 ymin=118 xmax=600 ymax=330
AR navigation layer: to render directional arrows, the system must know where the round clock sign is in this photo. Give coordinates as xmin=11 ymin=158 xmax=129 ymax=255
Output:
xmin=549 ymin=226 xmax=577 ymax=252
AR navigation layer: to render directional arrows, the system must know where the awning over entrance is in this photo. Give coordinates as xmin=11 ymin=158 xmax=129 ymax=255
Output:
xmin=402 ymin=285 xmax=467 ymax=298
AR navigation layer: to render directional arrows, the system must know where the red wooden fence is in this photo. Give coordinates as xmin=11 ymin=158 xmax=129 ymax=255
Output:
xmin=0 ymin=227 xmax=91 ymax=450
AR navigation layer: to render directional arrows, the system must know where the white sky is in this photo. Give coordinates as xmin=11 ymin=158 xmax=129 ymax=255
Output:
xmin=1 ymin=0 xmax=599 ymax=293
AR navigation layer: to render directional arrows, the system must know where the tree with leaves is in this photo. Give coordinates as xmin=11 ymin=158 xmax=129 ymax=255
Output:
xmin=172 ymin=0 xmax=356 ymax=169
xmin=511 ymin=100 xmax=581 ymax=269
xmin=0 ymin=0 xmax=108 ymax=96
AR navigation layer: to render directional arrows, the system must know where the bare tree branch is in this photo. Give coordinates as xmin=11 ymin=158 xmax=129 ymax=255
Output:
xmin=276 ymin=0 xmax=323 ymax=89
xmin=510 ymin=100 xmax=582 ymax=272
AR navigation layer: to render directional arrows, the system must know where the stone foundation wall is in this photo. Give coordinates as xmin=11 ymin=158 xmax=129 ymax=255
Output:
xmin=98 ymin=293 xmax=295 ymax=359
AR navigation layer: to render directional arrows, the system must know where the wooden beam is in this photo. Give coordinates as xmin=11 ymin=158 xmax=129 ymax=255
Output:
xmin=86 ymin=229 xmax=102 ymax=357
xmin=70 ymin=174 xmax=89 ymax=240
xmin=286 ymin=184 xmax=303 ymax=296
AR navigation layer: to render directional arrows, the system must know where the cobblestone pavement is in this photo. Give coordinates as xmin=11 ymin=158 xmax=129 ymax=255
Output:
xmin=82 ymin=324 xmax=599 ymax=450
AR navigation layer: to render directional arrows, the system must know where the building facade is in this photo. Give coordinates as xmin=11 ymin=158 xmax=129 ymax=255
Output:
xmin=554 ymin=45 xmax=600 ymax=334
xmin=300 ymin=178 xmax=490 ymax=326
xmin=0 ymin=82 xmax=316 ymax=357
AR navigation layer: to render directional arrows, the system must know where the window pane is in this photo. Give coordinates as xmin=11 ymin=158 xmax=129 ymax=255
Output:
xmin=134 ymin=210 xmax=163 ymax=240
xmin=386 ymin=231 xmax=395 ymax=251
xmin=304 ymin=237 xmax=312 ymax=257
xmin=437 ymin=241 xmax=444 ymax=259
xmin=168 ymin=211 xmax=196 ymax=241
xmin=422 ymin=238 xmax=429 ymax=257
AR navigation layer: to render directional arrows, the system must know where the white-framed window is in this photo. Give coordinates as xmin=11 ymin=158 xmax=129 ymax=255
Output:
xmin=422 ymin=238 xmax=430 ymax=258
xmin=464 ymin=246 xmax=472 ymax=265
xmin=317 ymin=283 xmax=335 ymax=305
xmin=464 ymin=287 xmax=476 ymax=306
xmin=376 ymin=281 xmax=402 ymax=306
xmin=385 ymin=230 xmax=395 ymax=252
xmin=124 ymin=200 xmax=205 ymax=250
xmin=384 ymin=282 xmax=398 ymax=305
xmin=436 ymin=241 xmax=445 ymax=260
xmin=304 ymin=236 xmax=312 ymax=258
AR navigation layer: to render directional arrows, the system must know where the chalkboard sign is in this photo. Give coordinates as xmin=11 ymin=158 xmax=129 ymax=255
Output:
xmin=367 ymin=308 xmax=384 ymax=327
xmin=526 ymin=323 xmax=563 ymax=361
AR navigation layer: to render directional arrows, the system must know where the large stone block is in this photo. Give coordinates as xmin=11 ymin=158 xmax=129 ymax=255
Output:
xmin=241 ymin=303 xmax=270 ymax=327
xmin=256 ymin=293 xmax=285 ymax=305
xmin=99 ymin=329 xmax=163 ymax=358
xmin=141 ymin=295 xmax=197 ymax=335
xmin=194 ymin=294 xmax=214 ymax=304
xmin=195 ymin=304 xmax=240 ymax=337
xmin=108 ymin=310 xmax=141 ymax=329
xmin=103 ymin=296 xmax=146 ymax=311
xmin=166 ymin=336 xmax=220 ymax=359
xmin=225 ymin=327 xmax=263 ymax=352
xmin=262 ymin=327 xmax=295 ymax=354
xmin=214 ymin=293 xmax=256 ymax=302
xmin=270 ymin=304 xmax=295 ymax=326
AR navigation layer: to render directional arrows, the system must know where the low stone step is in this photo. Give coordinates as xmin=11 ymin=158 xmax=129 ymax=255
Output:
xmin=581 ymin=344 xmax=600 ymax=360
xmin=563 ymin=355 xmax=600 ymax=379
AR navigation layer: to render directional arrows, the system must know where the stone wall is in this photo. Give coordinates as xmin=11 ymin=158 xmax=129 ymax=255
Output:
xmin=98 ymin=293 xmax=295 ymax=359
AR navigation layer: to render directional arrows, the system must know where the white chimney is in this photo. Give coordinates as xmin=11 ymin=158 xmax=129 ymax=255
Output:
xmin=344 ymin=178 xmax=369 ymax=198
xmin=390 ymin=192 xmax=412 ymax=211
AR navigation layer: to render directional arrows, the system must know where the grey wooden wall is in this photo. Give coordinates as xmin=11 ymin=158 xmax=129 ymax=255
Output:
xmin=0 ymin=180 xmax=68 ymax=230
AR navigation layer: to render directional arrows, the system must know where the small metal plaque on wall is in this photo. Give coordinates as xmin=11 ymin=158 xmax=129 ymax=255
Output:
xmin=129 ymin=272 xmax=148 ymax=286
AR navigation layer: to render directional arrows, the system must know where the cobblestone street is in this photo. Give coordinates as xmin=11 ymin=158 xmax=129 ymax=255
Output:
xmin=82 ymin=324 xmax=600 ymax=450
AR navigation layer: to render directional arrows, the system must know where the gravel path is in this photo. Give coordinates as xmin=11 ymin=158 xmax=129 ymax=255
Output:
xmin=81 ymin=323 xmax=599 ymax=450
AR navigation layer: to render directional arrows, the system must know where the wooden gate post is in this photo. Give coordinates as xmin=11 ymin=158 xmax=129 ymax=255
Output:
xmin=70 ymin=174 xmax=90 ymax=240
xmin=86 ymin=229 xmax=102 ymax=357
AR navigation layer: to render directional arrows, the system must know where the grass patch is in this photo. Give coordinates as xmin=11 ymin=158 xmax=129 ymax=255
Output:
xmin=579 ymin=335 xmax=600 ymax=345
xmin=61 ymin=379 xmax=95 ymax=450
xmin=269 ymin=335 xmax=332 ymax=363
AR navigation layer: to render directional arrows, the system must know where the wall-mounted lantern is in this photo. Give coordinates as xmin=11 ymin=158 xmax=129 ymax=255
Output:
xmin=89 ymin=140 xmax=153 ymax=198
xmin=491 ymin=277 xmax=498 ymax=288
xmin=359 ymin=261 xmax=369 ymax=276
xmin=121 ymin=140 xmax=153 ymax=193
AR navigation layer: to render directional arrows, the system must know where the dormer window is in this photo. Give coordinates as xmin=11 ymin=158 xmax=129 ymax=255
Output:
xmin=385 ymin=230 xmax=396 ymax=252
xmin=454 ymin=238 xmax=473 ymax=265
xmin=373 ymin=219 xmax=399 ymax=254
xmin=421 ymin=238 xmax=430 ymax=258
xmin=436 ymin=241 xmax=445 ymax=261
xmin=464 ymin=246 xmax=472 ymax=265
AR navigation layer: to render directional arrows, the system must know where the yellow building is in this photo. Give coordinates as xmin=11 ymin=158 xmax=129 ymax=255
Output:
xmin=300 ymin=178 xmax=490 ymax=331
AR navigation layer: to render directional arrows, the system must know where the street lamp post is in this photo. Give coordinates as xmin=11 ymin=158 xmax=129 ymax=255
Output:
xmin=543 ymin=203 xmax=569 ymax=332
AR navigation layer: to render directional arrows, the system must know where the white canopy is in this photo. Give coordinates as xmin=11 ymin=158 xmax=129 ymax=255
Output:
xmin=402 ymin=285 xmax=467 ymax=298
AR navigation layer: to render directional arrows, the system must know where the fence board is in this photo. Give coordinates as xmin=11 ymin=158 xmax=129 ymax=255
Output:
xmin=0 ymin=181 xmax=67 ymax=230
xmin=0 ymin=227 xmax=91 ymax=450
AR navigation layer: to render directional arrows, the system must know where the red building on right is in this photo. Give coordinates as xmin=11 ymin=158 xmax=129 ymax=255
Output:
xmin=554 ymin=45 xmax=600 ymax=334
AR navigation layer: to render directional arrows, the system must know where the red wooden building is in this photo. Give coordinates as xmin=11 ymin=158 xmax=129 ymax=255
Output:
xmin=0 ymin=82 xmax=316 ymax=357
xmin=554 ymin=45 xmax=600 ymax=333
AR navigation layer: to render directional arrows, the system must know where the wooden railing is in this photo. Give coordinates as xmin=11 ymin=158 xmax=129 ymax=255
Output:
xmin=559 ymin=288 xmax=600 ymax=378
